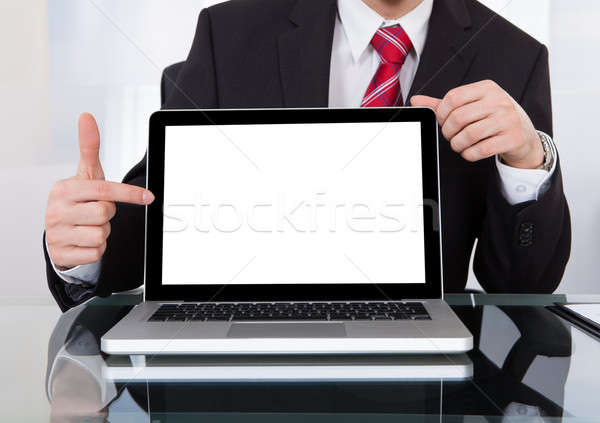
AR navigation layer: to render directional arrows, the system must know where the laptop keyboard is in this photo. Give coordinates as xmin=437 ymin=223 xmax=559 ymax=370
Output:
xmin=148 ymin=302 xmax=431 ymax=322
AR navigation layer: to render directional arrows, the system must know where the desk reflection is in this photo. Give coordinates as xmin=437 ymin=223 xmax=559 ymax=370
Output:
xmin=45 ymin=301 xmax=571 ymax=422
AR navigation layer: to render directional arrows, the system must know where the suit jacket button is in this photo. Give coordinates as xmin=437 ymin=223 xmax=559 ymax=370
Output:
xmin=519 ymin=222 xmax=534 ymax=247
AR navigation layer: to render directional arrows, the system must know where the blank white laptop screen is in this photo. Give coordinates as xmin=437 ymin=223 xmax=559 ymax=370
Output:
xmin=161 ymin=122 xmax=425 ymax=286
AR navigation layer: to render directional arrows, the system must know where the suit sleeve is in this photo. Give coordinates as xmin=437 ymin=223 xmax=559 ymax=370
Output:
xmin=44 ymin=9 xmax=219 ymax=311
xmin=473 ymin=45 xmax=571 ymax=294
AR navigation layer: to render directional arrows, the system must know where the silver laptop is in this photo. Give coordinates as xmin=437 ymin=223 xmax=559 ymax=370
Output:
xmin=101 ymin=108 xmax=473 ymax=355
xmin=103 ymin=354 xmax=473 ymax=382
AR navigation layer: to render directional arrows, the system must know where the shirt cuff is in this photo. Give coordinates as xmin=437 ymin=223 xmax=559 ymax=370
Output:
xmin=495 ymin=131 xmax=557 ymax=205
xmin=45 ymin=238 xmax=102 ymax=286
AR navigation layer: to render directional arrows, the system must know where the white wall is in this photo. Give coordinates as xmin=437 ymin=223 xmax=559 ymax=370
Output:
xmin=0 ymin=1 xmax=51 ymax=168
xmin=1 ymin=0 xmax=598 ymax=299
xmin=0 ymin=5 xmax=61 ymax=419
xmin=0 ymin=0 xmax=56 ymax=299
xmin=547 ymin=1 xmax=600 ymax=293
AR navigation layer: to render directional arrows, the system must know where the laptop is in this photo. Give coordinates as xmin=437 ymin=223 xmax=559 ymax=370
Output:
xmin=103 ymin=354 xmax=473 ymax=382
xmin=101 ymin=108 xmax=473 ymax=355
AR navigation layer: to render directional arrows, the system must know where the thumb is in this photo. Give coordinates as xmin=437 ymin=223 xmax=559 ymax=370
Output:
xmin=77 ymin=113 xmax=104 ymax=180
xmin=410 ymin=95 xmax=442 ymax=111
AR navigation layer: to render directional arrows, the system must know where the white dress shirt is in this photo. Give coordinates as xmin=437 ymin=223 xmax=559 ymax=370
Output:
xmin=54 ymin=0 xmax=556 ymax=286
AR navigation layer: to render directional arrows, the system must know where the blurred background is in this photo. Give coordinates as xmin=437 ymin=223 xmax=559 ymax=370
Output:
xmin=1 ymin=0 xmax=598 ymax=301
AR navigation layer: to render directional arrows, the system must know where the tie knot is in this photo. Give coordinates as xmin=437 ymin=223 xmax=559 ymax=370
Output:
xmin=371 ymin=25 xmax=412 ymax=65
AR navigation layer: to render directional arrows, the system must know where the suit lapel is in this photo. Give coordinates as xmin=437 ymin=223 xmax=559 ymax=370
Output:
xmin=278 ymin=0 xmax=337 ymax=107
xmin=407 ymin=0 xmax=478 ymax=100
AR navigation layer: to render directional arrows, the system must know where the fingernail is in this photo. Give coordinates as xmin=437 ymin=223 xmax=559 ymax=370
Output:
xmin=143 ymin=191 xmax=155 ymax=204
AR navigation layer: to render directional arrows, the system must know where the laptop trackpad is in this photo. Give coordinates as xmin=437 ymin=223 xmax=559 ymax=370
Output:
xmin=227 ymin=323 xmax=346 ymax=338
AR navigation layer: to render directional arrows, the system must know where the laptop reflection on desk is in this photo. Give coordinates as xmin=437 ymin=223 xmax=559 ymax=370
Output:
xmin=103 ymin=354 xmax=473 ymax=382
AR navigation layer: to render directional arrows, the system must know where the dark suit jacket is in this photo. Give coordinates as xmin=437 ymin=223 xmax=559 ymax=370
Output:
xmin=45 ymin=0 xmax=571 ymax=311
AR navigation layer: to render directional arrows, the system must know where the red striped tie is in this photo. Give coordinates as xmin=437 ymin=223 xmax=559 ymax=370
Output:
xmin=361 ymin=25 xmax=413 ymax=107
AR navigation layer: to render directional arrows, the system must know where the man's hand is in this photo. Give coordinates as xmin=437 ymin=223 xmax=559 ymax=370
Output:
xmin=45 ymin=113 xmax=154 ymax=270
xmin=411 ymin=80 xmax=544 ymax=169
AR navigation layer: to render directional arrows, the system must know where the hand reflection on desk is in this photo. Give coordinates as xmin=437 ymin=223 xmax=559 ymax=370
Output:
xmin=45 ymin=305 xmax=125 ymax=423
xmin=45 ymin=299 xmax=573 ymax=420
xmin=49 ymin=359 xmax=108 ymax=423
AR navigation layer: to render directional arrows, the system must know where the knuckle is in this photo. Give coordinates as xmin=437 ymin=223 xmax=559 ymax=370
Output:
xmin=45 ymin=207 xmax=61 ymax=228
xmin=452 ymin=109 xmax=468 ymax=128
xmin=450 ymin=138 xmax=463 ymax=153
xmin=100 ymin=204 xmax=111 ymax=221
xmin=91 ymin=246 xmax=104 ymax=262
xmin=88 ymin=248 xmax=100 ymax=262
xmin=128 ymin=188 xmax=142 ymax=204
xmin=441 ymin=125 xmax=452 ymax=141
xmin=483 ymin=79 xmax=497 ymax=89
xmin=96 ymin=202 xmax=112 ymax=221
xmin=478 ymin=142 xmax=494 ymax=158
xmin=49 ymin=248 xmax=65 ymax=266
xmin=91 ymin=227 xmax=107 ymax=245
xmin=127 ymin=188 xmax=137 ymax=204
xmin=96 ymin=181 xmax=109 ymax=199
xmin=464 ymin=125 xmax=479 ymax=141
xmin=107 ymin=202 xmax=117 ymax=219
xmin=499 ymin=97 xmax=514 ymax=110
xmin=50 ymin=180 xmax=68 ymax=199
xmin=461 ymin=150 xmax=478 ymax=163
xmin=45 ymin=229 xmax=58 ymax=245
xmin=104 ymin=223 xmax=112 ymax=239
xmin=48 ymin=249 xmax=59 ymax=264
xmin=102 ymin=204 xmax=112 ymax=222
xmin=446 ymin=112 xmax=458 ymax=130
xmin=445 ymin=90 xmax=461 ymax=108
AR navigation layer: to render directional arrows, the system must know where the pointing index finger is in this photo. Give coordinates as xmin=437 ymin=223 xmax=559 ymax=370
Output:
xmin=66 ymin=179 xmax=154 ymax=205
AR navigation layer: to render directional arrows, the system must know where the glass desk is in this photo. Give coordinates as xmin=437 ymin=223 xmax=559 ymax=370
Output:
xmin=3 ymin=293 xmax=600 ymax=422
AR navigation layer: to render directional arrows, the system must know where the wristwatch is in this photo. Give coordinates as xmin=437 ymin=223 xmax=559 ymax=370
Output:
xmin=537 ymin=131 xmax=555 ymax=172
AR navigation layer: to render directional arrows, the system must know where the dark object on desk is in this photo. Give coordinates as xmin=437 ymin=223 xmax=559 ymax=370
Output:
xmin=548 ymin=304 xmax=600 ymax=339
xmin=452 ymin=304 xmax=571 ymax=417
xmin=498 ymin=305 xmax=571 ymax=380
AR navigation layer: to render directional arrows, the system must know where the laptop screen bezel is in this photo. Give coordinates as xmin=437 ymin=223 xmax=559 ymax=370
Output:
xmin=145 ymin=108 xmax=442 ymax=302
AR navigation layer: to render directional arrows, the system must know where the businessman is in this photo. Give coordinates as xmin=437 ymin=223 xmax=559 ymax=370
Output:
xmin=44 ymin=0 xmax=571 ymax=311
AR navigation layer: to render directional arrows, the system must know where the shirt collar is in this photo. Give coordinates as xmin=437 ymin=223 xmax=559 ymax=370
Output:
xmin=337 ymin=0 xmax=433 ymax=63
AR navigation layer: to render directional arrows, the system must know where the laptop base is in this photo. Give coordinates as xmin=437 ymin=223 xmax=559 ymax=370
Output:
xmin=101 ymin=299 xmax=473 ymax=355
